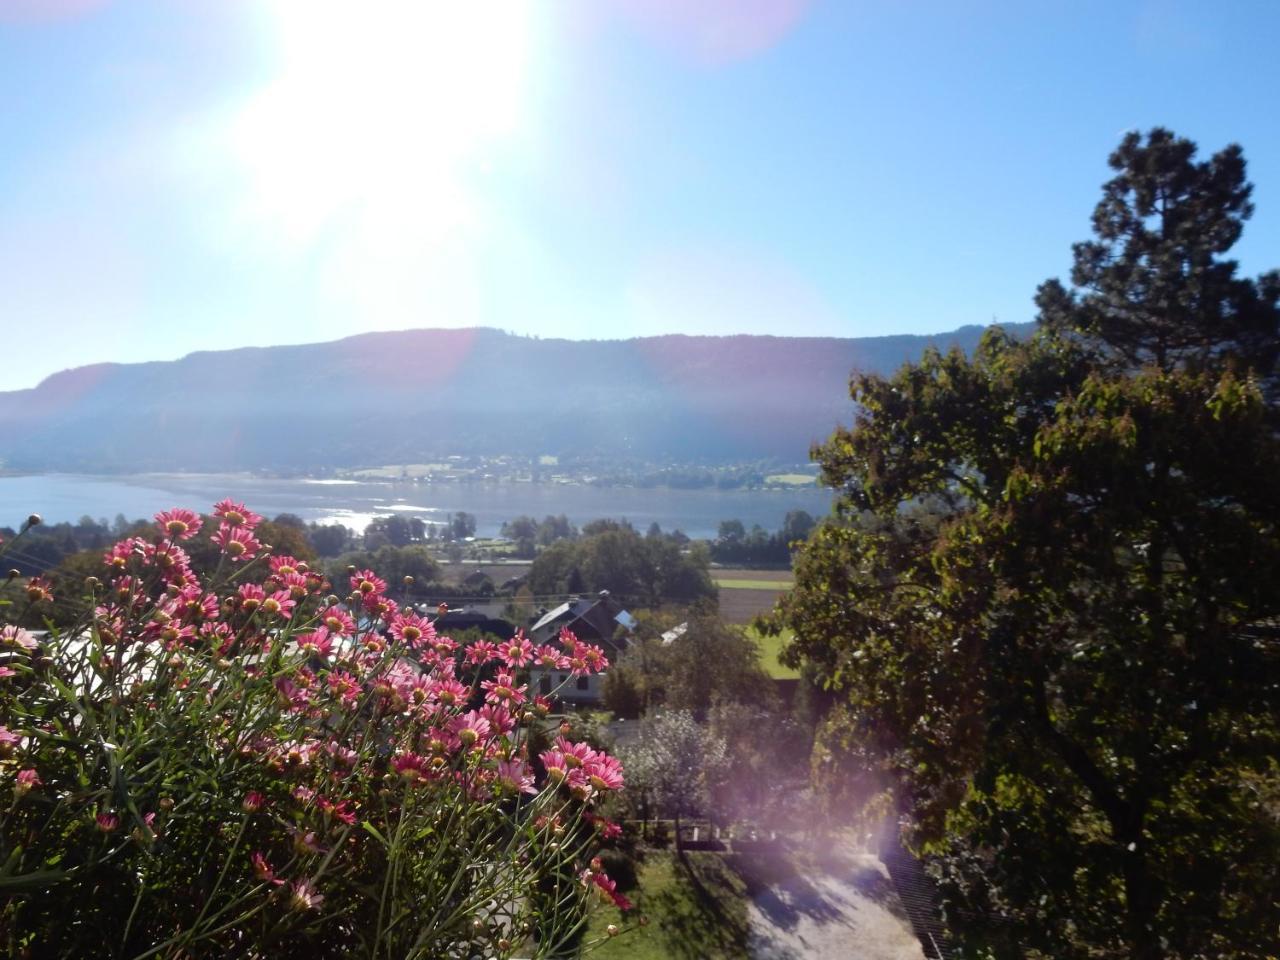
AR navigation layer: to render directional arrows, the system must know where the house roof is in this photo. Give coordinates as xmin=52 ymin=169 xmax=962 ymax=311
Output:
xmin=531 ymin=593 xmax=633 ymax=646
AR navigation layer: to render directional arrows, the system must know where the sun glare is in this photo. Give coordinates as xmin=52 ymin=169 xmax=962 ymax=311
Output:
xmin=227 ymin=1 xmax=532 ymax=251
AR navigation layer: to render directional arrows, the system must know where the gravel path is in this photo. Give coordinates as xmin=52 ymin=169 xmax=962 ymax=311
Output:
xmin=745 ymin=852 xmax=925 ymax=960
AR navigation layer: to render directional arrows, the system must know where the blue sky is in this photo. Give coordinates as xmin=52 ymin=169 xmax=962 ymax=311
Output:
xmin=2 ymin=0 xmax=1278 ymax=389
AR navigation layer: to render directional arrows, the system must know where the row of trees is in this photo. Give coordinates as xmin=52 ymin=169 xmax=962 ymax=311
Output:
xmin=526 ymin=523 xmax=717 ymax=607
xmin=709 ymin=511 xmax=816 ymax=566
xmin=781 ymin=129 xmax=1280 ymax=958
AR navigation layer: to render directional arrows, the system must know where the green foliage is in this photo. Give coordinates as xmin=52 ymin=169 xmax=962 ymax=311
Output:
xmin=326 ymin=545 xmax=441 ymax=596
xmin=527 ymin=527 xmax=715 ymax=607
xmin=614 ymin=611 xmax=776 ymax=719
xmin=783 ymin=129 xmax=1280 ymax=959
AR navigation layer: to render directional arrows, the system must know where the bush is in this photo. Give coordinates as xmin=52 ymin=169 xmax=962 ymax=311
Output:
xmin=0 ymin=503 xmax=631 ymax=959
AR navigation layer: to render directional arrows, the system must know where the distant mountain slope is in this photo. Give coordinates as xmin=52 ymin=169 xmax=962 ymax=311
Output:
xmin=0 ymin=324 xmax=1033 ymax=471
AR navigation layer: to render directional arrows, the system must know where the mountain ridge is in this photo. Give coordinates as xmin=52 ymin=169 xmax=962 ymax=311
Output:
xmin=0 ymin=323 xmax=1034 ymax=471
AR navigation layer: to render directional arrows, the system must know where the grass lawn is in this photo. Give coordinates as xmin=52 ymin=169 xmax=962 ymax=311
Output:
xmin=712 ymin=577 xmax=794 ymax=590
xmin=746 ymin=625 xmax=800 ymax=680
xmin=583 ymin=849 xmax=752 ymax=960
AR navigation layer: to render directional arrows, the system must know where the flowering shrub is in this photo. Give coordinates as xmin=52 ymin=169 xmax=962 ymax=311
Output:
xmin=0 ymin=504 xmax=628 ymax=958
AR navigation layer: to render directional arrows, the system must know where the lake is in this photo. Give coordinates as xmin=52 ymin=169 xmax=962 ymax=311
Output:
xmin=0 ymin=473 xmax=832 ymax=540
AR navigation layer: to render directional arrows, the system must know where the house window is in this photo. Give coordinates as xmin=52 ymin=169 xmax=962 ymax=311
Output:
xmin=576 ymin=675 xmax=590 ymax=691
xmin=539 ymin=674 xmax=551 ymax=695
xmin=557 ymin=673 xmax=567 ymax=685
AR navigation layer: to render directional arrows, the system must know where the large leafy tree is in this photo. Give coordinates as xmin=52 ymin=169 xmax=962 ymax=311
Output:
xmin=781 ymin=129 xmax=1280 ymax=959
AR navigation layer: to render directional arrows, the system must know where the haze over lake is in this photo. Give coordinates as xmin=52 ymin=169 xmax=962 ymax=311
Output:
xmin=0 ymin=474 xmax=831 ymax=540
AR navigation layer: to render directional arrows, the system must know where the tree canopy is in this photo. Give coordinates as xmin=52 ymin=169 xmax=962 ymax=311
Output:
xmin=781 ymin=129 xmax=1280 ymax=959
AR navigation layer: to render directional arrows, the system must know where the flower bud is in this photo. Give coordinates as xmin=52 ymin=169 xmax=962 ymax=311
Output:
xmin=403 ymin=575 xmax=414 ymax=586
xmin=607 ymin=924 xmax=619 ymax=937
xmin=26 ymin=514 xmax=42 ymax=528
xmin=6 ymin=569 xmax=18 ymax=581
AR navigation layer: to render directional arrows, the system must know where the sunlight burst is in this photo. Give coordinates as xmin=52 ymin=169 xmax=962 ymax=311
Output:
xmin=227 ymin=1 xmax=532 ymax=252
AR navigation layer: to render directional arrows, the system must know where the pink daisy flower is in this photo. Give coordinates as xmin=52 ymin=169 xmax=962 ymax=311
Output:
xmin=289 ymin=879 xmax=325 ymax=912
xmin=251 ymin=851 xmax=281 ymax=884
xmin=493 ymin=759 xmax=536 ymax=795
xmin=534 ymin=644 xmax=569 ymax=669
xmin=0 ymin=726 xmax=23 ymax=755
xmin=0 ymin=625 xmax=38 ymax=652
xmin=498 ymin=632 xmax=534 ymax=668
xmin=296 ymin=628 xmax=333 ymax=659
xmin=319 ymin=605 xmax=355 ymax=637
xmin=213 ymin=523 xmax=261 ymax=562
xmin=389 ymin=611 xmax=433 ymax=648
xmin=349 ymin=569 xmax=387 ymax=597
xmin=14 ymin=769 xmax=42 ymax=796
xmin=154 ymin=508 xmax=203 ymax=541
xmin=585 ymin=753 xmax=625 ymax=791
xmin=450 ymin=710 xmax=492 ymax=749
xmin=430 ymin=677 xmax=469 ymax=708
xmin=25 ymin=575 xmax=53 ymax=603
xmin=480 ymin=670 xmax=526 ymax=706
xmin=258 ymin=590 xmax=296 ymax=620
xmin=212 ymin=499 xmax=262 ymax=529
xmin=464 ymin=638 xmax=498 ymax=665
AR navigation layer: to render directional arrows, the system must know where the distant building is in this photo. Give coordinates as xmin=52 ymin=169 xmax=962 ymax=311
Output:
xmin=528 ymin=591 xmax=634 ymax=706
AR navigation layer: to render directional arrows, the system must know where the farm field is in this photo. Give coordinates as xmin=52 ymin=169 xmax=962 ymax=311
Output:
xmin=714 ymin=569 xmax=793 ymax=627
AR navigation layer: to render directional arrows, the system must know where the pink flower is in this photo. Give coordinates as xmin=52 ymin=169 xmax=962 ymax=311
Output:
xmin=251 ymin=851 xmax=281 ymax=884
xmin=498 ymin=632 xmax=534 ymax=668
xmin=585 ymin=753 xmax=625 ymax=792
xmin=540 ymin=749 xmax=569 ymax=783
xmin=389 ymin=611 xmax=433 ymax=648
xmin=556 ymin=737 xmax=598 ymax=770
xmin=155 ymin=508 xmax=203 ymax=541
xmin=269 ymin=554 xmax=303 ymax=576
xmin=237 ymin=583 xmax=265 ymax=611
xmin=349 ymin=569 xmax=387 ymax=597
xmin=96 ymin=812 xmax=120 ymax=833
xmin=430 ymin=677 xmax=469 ymax=708
xmin=0 ymin=666 xmax=15 ymax=679
xmin=580 ymin=643 xmax=610 ymax=673
xmin=103 ymin=537 xmax=145 ymax=571
xmin=275 ymin=571 xmax=311 ymax=600
xmin=480 ymin=670 xmax=526 ymax=706
xmin=258 ymin=590 xmax=296 ymax=619
xmin=242 ymin=791 xmax=266 ymax=813
xmin=479 ymin=704 xmax=517 ymax=736
xmin=0 ymin=726 xmax=22 ymax=756
xmin=493 ymin=759 xmax=536 ymax=795
xmin=319 ymin=605 xmax=355 ymax=637
xmin=465 ymin=638 xmax=498 ymax=665
xmin=213 ymin=523 xmax=261 ymax=562
xmin=535 ymin=644 xmax=569 ymax=670
xmin=289 ymin=878 xmax=325 ymax=912
xmin=25 ymin=575 xmax=53 ymax=603
xmin=289 ymin=827 xmax=323 ymax=856
xmin=592 ymin=871 xmax=632 ymax=911
xmin=450 ymin=710 xmax=492 ymax=749
xmin=326 ymin=670 xmax=362 ymax=708
xmin=296 ymin=628 xmax=333 ymax=659
xmin=0 ymin=625 xmax=38 ymax=652
xmin=212 ymin=499 xmax=263 ymax=529
xmin=392 ymin=752 xmax=434 ymax=786
xmin=175 ymin=585 xmax=219 ymax=623
xmin=317 ymin=796 xmax=356 ymax=825
xmin=14 ymin=769 xmax=41 ymax=796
